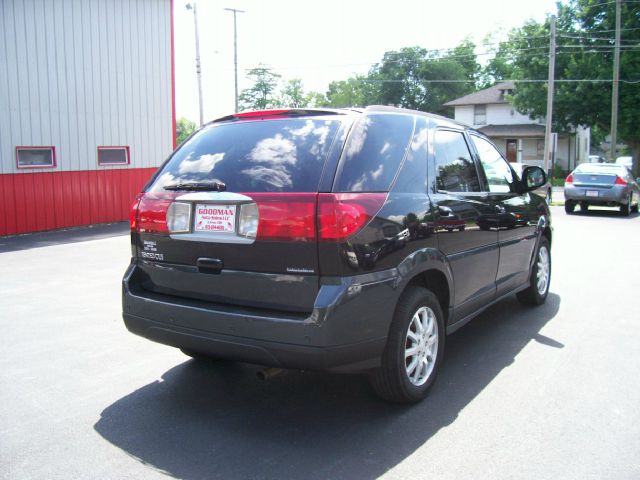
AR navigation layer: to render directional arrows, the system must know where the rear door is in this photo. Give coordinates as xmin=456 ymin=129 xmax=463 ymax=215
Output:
xmin=469 ymin=134 xmax=539 ymax=296
xmin=429 ymin=128 xmax=499 ymax=322
xmin=133 ymin=114 xmax=348 ymax=313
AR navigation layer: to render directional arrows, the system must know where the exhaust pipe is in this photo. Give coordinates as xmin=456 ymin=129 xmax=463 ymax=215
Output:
xmin=256 ymin=367 xmax=284 ymax=381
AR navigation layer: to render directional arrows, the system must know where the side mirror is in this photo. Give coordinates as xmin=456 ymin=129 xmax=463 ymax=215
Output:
xmin=521 ymin=166 xmax=547 ymax=191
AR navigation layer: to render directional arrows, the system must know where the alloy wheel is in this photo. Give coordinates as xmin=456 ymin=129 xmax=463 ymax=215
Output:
xmin=536 ymin=246 xmax=550 ymax=295
xmin=405 ymin=306 xmax=438 ymax=386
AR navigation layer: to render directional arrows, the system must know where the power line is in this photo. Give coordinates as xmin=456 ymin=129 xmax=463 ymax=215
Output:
xmin=354 ymin=78 xmax=640 ymax=84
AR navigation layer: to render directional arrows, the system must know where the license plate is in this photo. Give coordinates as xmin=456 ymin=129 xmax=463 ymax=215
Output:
xmin=194 ymin=204 xmax=236 ymax=233
xmin=586 ymin=190 xmax=599 ymax=197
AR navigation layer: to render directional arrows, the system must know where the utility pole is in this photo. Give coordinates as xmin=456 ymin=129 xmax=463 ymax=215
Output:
xmin=609 ymin=0 xmax=621 ymax=160
xmin=224 ymin=8 xmax=245 ymax=112
xmin=186 ymin=2 xmax=204 ymax=126
xmin=543 ymin=14 xmax=556 ymax=176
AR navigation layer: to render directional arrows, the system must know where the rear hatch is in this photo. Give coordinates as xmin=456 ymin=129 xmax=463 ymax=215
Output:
xmin=131 ymin=111 xmax=349 ymax=313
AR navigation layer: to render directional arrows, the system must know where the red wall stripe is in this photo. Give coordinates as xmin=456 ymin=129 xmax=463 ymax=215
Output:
xmin=0 ymin=167 xmax=158 ymax=236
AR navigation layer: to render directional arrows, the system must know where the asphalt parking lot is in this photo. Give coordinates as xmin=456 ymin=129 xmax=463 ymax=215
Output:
xmin=1 ymin=206 xmax=640 ymax=480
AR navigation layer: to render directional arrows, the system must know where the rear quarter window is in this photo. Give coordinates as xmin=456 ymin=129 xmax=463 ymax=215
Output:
xmin=333 ymin=113 xmax=416 ymax=192
xmin=149 ymin=118 xmax=341 ymax=192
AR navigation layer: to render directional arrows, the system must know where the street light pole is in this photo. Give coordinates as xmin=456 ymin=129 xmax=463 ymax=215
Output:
xmin=224 ymin=7 xmax=245 ymax=112
xmin=186 ymin=2 xmax=204 ymax=126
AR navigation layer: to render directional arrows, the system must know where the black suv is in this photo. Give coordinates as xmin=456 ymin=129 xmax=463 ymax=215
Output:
xmin=123 ymin=107 xmax=551 ymax=403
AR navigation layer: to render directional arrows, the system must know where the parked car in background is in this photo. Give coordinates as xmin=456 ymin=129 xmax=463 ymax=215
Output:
xmin=511 ymin=163 xmax=552 ymax=203
xmin=587 ymin=155 xmax=607 ymax=164
xmin=123 ymin=106 xmax=552 ymax=403
xmin=615 ymin=156 xmax=633 ymax=169
xmin=564 ymin=163 xmax=640 ymax=215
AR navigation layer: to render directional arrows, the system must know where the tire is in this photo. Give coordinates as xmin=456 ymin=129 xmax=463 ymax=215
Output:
xmin=564 ymin=200 xmax=575 ymax=214
xmin=580 ymin=202 xmax=589 ymax=212
xmin=181 ymin=348 xmax=219 ymax=362
xmin=630 ymin=194 xmax=638 ymax=213
xmin=621 ymin=198 xmax=630 ymax=216
xmin=369 ymin=287 xmax=445 ymax=403
xmin=517 ymin=237 xmax=551 ymax=306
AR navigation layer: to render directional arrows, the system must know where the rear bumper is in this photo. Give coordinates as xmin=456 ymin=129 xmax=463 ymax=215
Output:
xmin=564 ymin=185 xmax=628 ymax=204
xmin=122 ymin=261 xmax=398 ymax=372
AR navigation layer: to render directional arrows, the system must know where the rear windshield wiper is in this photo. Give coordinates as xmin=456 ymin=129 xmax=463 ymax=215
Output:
xmin=163 ymin=181 xmax=226 ymax=192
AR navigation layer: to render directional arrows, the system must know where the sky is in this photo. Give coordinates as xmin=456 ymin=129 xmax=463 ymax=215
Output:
xmin=173 ymin=0 xmax=560 ymax=123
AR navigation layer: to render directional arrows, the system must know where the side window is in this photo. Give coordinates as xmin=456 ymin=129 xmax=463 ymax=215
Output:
xmin=433 ymin=130 xmax=481 ymax=193
xmin=470 ymin=135 xmax=515 ymax=193
xmin=334 ymin=113 xmax=415 ymax=192
xmin=392 ymin=116 xmax=428 ymax=193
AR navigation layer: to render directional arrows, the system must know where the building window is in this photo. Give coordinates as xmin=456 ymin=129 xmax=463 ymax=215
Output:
xmin=16 ymin=146 xmax=56 ymax=168
xmin=98 ymin=146 xmax=130 ymax=166
xmin=474 ymin=105 xmax=486 ymax=125
xmin=537 ymin=140 xmax=545 ymax=157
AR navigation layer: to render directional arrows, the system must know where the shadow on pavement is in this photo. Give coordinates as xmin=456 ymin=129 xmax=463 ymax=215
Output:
xmin=95 ymin=293 xmax=561 ymax=480
xmin=0 ymin=222 xmax=129 ymax=253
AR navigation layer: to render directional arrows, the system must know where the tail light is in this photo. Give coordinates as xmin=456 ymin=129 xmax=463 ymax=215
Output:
xmin=129 ymin=194 xmax=143 ymax=230
xmin=318 ymin=193 xmax=387 ymax=241
xmin=248 ymin=193 xmax=317 ymax=241
xmin=134 ymin=192 xmax=180 ymax=233
xmin=130 ymin=191 xmax=387 ymax=242
xmin=615 ymin=176 xmax=627 ymax=185
xmin=565 ymin=174 xmax=573 ymax=184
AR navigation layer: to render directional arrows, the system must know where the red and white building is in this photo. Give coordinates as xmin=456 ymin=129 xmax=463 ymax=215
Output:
xmin=0 ymin=0 xmax=176 ymax=236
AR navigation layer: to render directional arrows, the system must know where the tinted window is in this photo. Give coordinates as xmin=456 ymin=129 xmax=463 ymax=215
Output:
xmin=433 ymin=130 xmax=480 ymax=192
xmin=470 ymin=135 xmax=515 ymax=193
xmin=334 ymin=114 xmax=415 ymax=192
xmin=149 ymin=118 xmax=340 ymax=192
xmin=393 ymin=116 xmax=428 ymax=193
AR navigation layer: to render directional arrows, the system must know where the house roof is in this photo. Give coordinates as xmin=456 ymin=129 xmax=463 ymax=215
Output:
xmin=478 ymin=123 xmax=545 ymax=138
xmin=444 ymin=81 xmax=515 ymax=106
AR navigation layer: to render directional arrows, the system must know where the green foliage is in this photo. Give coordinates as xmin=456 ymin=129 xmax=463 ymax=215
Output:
xmin=323 ymin=40 xmax=479 ymax=114
xmin=489 ymin=0 xmax=640 ymax=171
xmin=279 ymin=79 xmax=307 ymax=108
xmin=278 ymin=79 xmax=328 ymax=108
xmin=176 ymin=117 xmax=197 ymax=145
xmin=325 ymin=75 xmax=380 ymax=107
xmin=371 ymin=43 xmax=477 ymax=115
xmin=552 ymin=162 xmax=565 ymax=179
xmin=238 ymin=65 xmax=281 ymax=111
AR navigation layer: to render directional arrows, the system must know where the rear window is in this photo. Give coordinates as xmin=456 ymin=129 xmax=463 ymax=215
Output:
xmin=575 ymin=164 xmax=626 ymax=175
xmin=333 ymin=113 xmax=415 ymax=192
xmin=149 ymin=118 xmax=340 ymax=192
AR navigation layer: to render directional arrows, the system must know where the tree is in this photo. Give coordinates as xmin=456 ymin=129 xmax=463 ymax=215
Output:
xmin=238 ymin=65 xmax=281 ymax=111
xmin=176 ymin=117 xmax=197 ymax=145
xmin=304 ymin=91 xmax=329 ymax=108
xmin=325 ymin=75 xmax=380 ymax=107
xmin=490 ymin=0 xmax=640 ymax=172
xmin=277 ymin=79 xmax=328 ymax=108
xmin=279 ymin=79 xmax=307 ymax=108
xmin=370 ymin=42 xmax=479 ymax=115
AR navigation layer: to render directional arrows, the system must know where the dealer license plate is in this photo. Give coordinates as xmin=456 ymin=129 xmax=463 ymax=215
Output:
xmin=586 ymin=190 xmax=599 ymax=197
xmin=194 ymin=204 xmax=236 ymax=233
